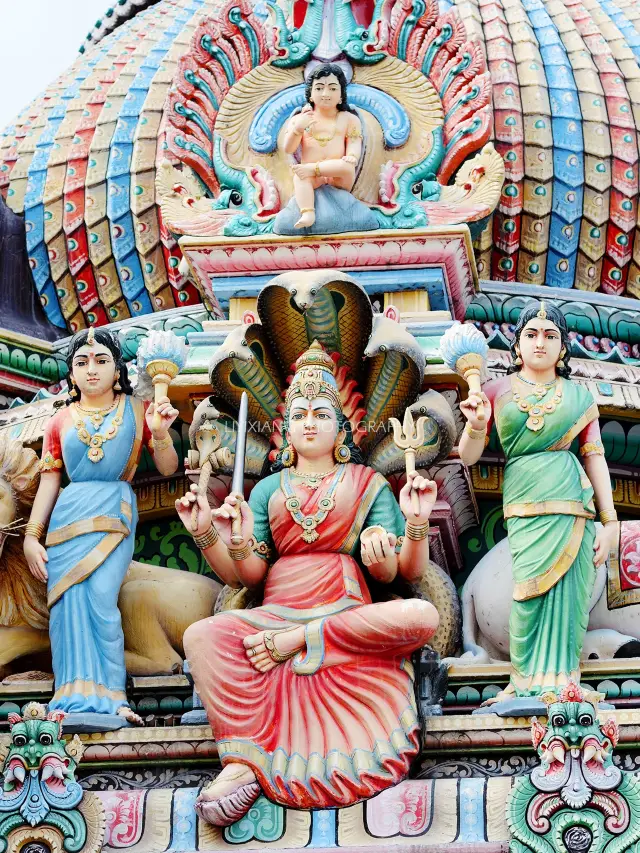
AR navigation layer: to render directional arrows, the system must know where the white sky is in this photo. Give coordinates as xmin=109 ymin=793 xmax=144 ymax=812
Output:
xmin=0 ymin=0 xmax=113 ymax=130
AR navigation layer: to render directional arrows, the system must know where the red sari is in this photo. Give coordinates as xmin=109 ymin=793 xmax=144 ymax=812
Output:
xmin=184 ymin=464 xmax=435 ymax=809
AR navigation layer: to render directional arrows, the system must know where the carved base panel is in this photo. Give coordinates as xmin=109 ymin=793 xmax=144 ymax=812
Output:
xmin=82 ymin=779 xmax=512 ymax=850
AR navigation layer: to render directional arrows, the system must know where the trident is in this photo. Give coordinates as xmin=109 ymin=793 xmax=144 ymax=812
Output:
xmin=389 ymin=408 xmax=429 ymax=516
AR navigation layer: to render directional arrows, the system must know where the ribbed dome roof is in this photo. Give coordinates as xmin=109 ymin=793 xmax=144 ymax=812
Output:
xmin=1 ymin=0 xmax=640 ymax=334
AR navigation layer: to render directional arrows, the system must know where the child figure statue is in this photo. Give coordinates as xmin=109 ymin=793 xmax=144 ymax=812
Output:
xmin=283 ymin=63 xmax=363 ymax=229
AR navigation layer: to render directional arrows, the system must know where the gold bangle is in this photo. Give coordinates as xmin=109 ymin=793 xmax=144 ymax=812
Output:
xmin=314 ymin=162 xmax=321 ymax=178
xmin=406 ymin=522 xmax=430 ymax=541
xmin=228 ymin=543 xmax=252 ymax=561
xmin=599 ymin=510 xmax=618 ymax=525
xmin=193 ymin=525 xmax=219 ymax=550
xmin=25 ymin=521 xmax=45 ymax=539
xmin=151 ymin=433 xmax=173 ymax=452
xmin=465 ymin=423 xmax=487 ymax=441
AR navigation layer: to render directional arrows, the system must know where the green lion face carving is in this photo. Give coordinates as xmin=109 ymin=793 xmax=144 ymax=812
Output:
xmin=3 ymin=704 xmax=82 ymax=793
xmin=506 ymin=681 xmax=640 ymax=853
xmin=0 ymin=703 xmax=87 ymax=853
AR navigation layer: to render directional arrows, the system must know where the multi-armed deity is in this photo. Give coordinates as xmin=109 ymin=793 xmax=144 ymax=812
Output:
xmin=171 ymin=273 xmax=459 ymax=824
xmin=456 ymin=302 xmax=618 ymax=712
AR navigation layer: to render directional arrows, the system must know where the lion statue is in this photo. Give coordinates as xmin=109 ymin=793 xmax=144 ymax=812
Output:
xmin=0 ymin=435 xmax=221 ymax=680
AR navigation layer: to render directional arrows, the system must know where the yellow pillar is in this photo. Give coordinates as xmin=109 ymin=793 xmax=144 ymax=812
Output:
xmin=383 ymin=290 xmax=431 ymax=315
xmin=228 ymin=297 xmax=258 ymax=322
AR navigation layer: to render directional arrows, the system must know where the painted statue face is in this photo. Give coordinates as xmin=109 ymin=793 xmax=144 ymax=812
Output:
xmin=518 ymin=318 xmax=563 ymax=373
xmin=71 ymin=343 xmax=117 ymax=399
xmin=310 ymin=74 xmax=342 ymax=110
xmin=287 ymin=397 xmax=339 ymax=460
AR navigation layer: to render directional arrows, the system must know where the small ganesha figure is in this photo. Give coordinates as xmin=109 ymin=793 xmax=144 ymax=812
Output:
xmin=283 ymin=63 xmax=363 ymax=229
xmin=176 ymin=342 xmax=439 ymax=825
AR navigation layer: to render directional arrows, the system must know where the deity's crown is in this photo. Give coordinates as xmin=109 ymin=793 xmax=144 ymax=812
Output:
xmin=285 ymin=340 xmax=342 ymax=413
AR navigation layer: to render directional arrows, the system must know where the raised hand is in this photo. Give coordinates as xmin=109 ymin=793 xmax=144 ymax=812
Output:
xmin=291 ymin=105 xmax=315 ymax=135
xmin=399 ymin=471 xmax=437 ymax=522
xmin=146 ymin=395 xmax=179 ymax=437
xmin=361 ymin=527 xmax=397 ymax=567
xmin=212 ymin=494 xmax=255 ymax=549
xmin=175 ymin=484 xmax=212 ymax=537
xmin=459 ymin=391 xmax=490 ymax=431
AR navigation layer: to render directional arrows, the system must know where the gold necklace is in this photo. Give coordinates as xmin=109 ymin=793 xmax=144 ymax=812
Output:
xmin=72 ymin=394 xmax=125 ymax=463
xmin=75 ymin=397 xmax=118 ymax=429
xmin=291 ymin=465 xmax=339 ymax=490
xmin=282 ymin=465 xmax=345 ymax=542
xmin=309 ymin=120 xmax=337 ymax=147
xmin=512 ymin=377 xmax=563 ymax=432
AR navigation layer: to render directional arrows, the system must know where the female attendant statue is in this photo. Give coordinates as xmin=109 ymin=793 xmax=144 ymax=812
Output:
xmin=458 ymin=303 xmax=617 ymax=703
xmin=283 ymin=63 xmax=362 ymax=229
xmin=23 ymin=328 xmax=179 ymax=724
xmin=176 ymin=342 xmax=439 ymax=825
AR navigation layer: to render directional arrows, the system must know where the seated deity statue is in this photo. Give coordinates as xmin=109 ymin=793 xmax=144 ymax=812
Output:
xmin=283 ymin=63 xmax=363 ymax=229
xmin=175 ymin=342 xmax=439 ymax=825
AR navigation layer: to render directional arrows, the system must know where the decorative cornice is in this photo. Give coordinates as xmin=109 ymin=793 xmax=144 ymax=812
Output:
xmin=468 ymin=282 xmax=640 ymax=364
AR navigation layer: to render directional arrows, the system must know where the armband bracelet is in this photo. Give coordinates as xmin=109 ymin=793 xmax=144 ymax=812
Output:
xmin=314 ymin=162 xmax=321 ymax=178
xmin=465 ymin=423 xmax=487 ymax=441
xmin=25 ymin=521 xmax=45 ymax=539
xmin=151 ymin=433 xmax=173 ymax=452
xmin=599 ymin=510 xmax=618 ymax=525
xmin=228 ymin=542 xmax=253 ymax=561
xmin=406 ymin=521 xmax=430 ymax=541
xmin=193 ymin=525 xmax=219 ymax=550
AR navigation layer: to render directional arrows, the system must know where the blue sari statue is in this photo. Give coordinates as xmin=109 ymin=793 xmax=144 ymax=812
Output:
xmin=24 ymin=328 xmax=179 ymax=726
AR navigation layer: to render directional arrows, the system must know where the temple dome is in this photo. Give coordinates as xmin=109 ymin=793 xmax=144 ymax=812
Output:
xmin=1 ymin=0 xmax=640 ymax=334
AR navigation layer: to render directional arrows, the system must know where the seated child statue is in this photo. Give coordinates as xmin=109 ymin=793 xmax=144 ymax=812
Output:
xmin=283 ymin=63 xmax=363 ymax=229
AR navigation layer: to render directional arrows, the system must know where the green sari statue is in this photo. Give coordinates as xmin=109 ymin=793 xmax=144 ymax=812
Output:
xmin=458 ymin=302 xmax=617 ymax=701
xmin=487 ymin=375 xmax=598 ymax=695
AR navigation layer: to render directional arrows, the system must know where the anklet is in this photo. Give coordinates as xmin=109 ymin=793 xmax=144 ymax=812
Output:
xmin=264 ymin=631 xmax=299 ymax=663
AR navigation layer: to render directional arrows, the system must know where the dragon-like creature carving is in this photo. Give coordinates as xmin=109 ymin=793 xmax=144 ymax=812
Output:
xmin=0 ymin=703 xmax=105 ymax=853
xmin=507 ymin=681 xmax=640 ymax=853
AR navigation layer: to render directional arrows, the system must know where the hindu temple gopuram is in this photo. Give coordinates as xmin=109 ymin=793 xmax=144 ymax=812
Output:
xmin=3 ymin=0 xmax=640 ymax=850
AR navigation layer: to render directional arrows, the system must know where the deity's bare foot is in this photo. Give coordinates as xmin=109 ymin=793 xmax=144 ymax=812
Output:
xmin=117 ymin=705 xmax=144 ymax=726
xmin=481 ymin=683 xmax=516 ymax=707
xmin=294 ymin=209 xmax=315 ymax=229
xmin=196 ymin=763 xmax=261 ymax=826
xmin=243 ymin=627 xmax=306 ymax=672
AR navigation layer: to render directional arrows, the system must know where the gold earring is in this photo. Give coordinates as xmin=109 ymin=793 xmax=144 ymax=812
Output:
xmin=114 ymin=371 xmax=122 ymax=392
xmin=68 ymin=380 xmax=79 ymax=401
xmin=281 ymin=445 xmax=296 ymax=468
xmin=514 ymin=350 xmax=523 ymax=366
xmin=557 ymin=349 xmax=566 ymax=368
xmin=334 ymin=431 xmax=351 ymax=464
